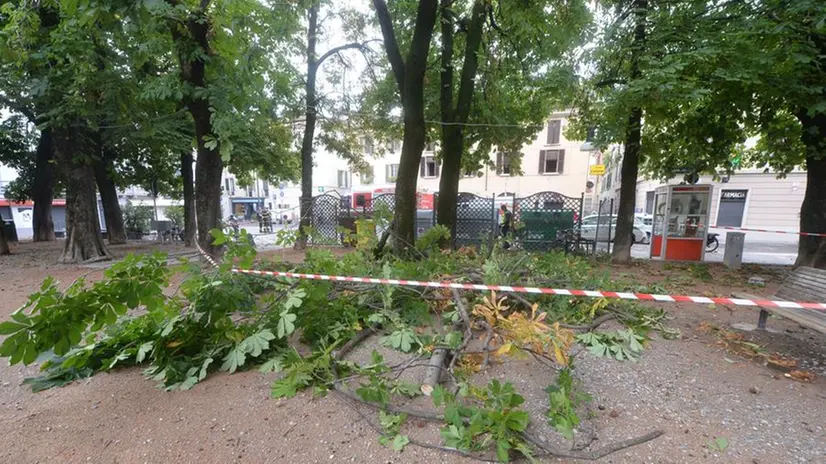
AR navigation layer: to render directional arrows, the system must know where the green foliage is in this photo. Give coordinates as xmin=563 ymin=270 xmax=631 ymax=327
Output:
xmin=0 ymin=253 xmax=170 ymax=365
xmin=378 ymin=411 xmax=409 ymax=451
xmin=688 ymin=264 xmax=713 ymax=282
xmin=576 ymin=329 xmax=645 ymax=362
xmin=545 ymin=368 xmax=591 ymax=440
xmin=415 ymin=225 xmax=451 ymax=253
xmin=708 ymin=436 xmax=729 ymax=452
xmin=270 ymin=346 xmax=337 ymax=399
xmin=431 ymin=380 xmax=535 ymax=463
xmin=122 ymin=201 xmax=154 ymax=234
xmin=165 ymin=205 xmax=185 ymax=229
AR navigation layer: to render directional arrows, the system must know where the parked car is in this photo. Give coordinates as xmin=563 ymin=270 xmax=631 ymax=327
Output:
xmin=634 ymin=214 xmax=653 ymax=242
xmin=580 ymin=214 xmax=648 ymax=244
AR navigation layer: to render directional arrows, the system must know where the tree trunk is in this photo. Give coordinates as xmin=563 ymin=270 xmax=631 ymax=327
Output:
xmin=181 ymin=150 xmax=196 ymax=247
xmin=373 ymin=0 xmax=439 ymax=255
xmin=436 ymin=0 xmax=486 ymax=247
xmin=0 ymin=216 xmax=10 ymax=255
xmin=53 ymin=127 xmax=111 ymax=264
xmin=296 ymin=3 xmax=319 ymax=251
xmin=172 ymin=7 xmax=224 ymax=255
xmin=612 ymin=0 xmax=646 ymax=265
xmin=794 ymin=110 xmax=826 ymax=268
xmin=93 ymin=149 xmax=127 ymax=245
xmin=32 ymin=129 xmax=56 ymax=242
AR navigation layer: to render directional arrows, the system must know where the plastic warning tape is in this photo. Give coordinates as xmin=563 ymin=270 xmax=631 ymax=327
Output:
xmin=230 ymin=268 xmax=826 ymax=311
xmin=709 ymin=225 xmax=826 ymax=238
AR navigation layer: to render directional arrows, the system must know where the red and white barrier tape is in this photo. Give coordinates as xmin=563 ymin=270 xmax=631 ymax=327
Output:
xmin=230 ymin=268 xmax=826 ymax=312
xmin=709 ymin=226 xmax=826 ymax=238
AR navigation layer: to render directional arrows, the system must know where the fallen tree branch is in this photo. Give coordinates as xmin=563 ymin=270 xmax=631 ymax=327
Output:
xmin=559 ymin=312 xmax=617 ymax=331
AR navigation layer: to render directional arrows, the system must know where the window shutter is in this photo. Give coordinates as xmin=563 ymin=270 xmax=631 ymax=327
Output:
xmin=496 ymin=153 xmax=502 ymax=175
xmin=539 ymin=151 xmax=546 ymax=174
xmin=434 ymin=161 xmax=440 ymax=178
xmin=558 ymin=150 xmax=565 ymax=173
xmin=547 ymin=120 xmax=560 ymax=144
xmin=420 ymin=159 xmax=426 ymax=177
xmin=386 ymin=165 xmax=390 ymax=181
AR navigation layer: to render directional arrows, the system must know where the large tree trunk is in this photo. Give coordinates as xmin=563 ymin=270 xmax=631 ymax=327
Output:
xmin=612 ymin=0 xmax=646 ymax=265
xmin=93 ymin=149 xmax=127 ymax=245
xmin=794 ymin=110 xmax=826 ymax=268
xmin=32 ymin=129 xmax=56 ymax=242
xmin=0 ymin=216 xmax=10 ymax=255
xmin=296 ymin=3 xmax=319 ymax=251
xmin=172 ymin=6 xmax=223 ymax=255
xmin=436 ymin=0 xmax=486 ymax=247
xmin=53 ymin=127 xmax=111 ymax=264
xmin=181 ymin=150 xmax=196 ymax=247
xmin=373 ymin=0 xmax=439 ymax=255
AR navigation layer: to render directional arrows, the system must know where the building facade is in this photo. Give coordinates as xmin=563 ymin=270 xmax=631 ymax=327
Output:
xmin=347 ymin=111 xmax=597 ymax=202
xmin=598 ymin=153 xmax=806 ymax=232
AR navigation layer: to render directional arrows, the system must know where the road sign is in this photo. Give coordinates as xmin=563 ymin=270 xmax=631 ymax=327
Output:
xmin=280 ymin=191 xmax=285 ymax=198
xmin=589 ymin=164 xmax=606 ymax=176
xmin=317 ymin=186 xmax=325 ymax=193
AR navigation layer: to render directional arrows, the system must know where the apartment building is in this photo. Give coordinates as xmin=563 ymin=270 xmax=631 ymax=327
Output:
xmin=598 ymin=152 xmax=807 ymax=231
xmin=347 ymin=111 xmax=597 ymax=202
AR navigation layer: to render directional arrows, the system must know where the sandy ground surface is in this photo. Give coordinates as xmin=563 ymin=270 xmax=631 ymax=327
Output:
xmin=1 ymin=242 xmax=825 ymax=463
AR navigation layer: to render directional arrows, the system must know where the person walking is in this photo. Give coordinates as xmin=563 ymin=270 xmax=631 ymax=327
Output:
xmin=499 ymin=203 xmax=513 ymax=249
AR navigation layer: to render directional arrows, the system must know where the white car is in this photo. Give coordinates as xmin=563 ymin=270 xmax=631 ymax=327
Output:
xmin=580 ymin=214 xmax=648 ymax=244
xmin=634 ymin=214 xmax=653 ymax=243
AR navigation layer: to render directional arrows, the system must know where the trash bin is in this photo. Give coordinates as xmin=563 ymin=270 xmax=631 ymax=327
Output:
xmin=356 ymin=219 xmax=376 ymax=248
xmin=2 ymin=220 xmax=18 ymax=243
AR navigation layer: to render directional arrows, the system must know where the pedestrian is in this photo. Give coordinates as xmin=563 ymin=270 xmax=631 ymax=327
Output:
xmin=499 ymin=203 xmax=513 ymax=249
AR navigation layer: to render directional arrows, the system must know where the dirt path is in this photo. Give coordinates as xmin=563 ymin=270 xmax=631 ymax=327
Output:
xmin=1 ymin=247 xmax=824 ymax=463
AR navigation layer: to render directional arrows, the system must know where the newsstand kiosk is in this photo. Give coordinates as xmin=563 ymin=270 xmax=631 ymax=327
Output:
xmin=649 ymin=184 xmax=713 ymax=262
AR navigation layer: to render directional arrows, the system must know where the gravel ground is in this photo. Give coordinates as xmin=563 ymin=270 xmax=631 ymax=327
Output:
xmin=1 ymin=245 xmax=824 ymax=463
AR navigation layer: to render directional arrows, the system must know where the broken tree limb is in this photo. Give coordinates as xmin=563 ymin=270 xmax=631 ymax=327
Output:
xmin=423 ymin=348 xmax=449 ymax=388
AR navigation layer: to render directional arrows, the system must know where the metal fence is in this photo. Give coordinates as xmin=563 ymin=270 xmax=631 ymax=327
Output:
xmin=309 ymin=191 xmax=586 ymax=252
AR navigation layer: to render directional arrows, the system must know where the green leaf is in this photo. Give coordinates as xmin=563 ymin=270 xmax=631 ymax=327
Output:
xmin=221 ymin=346 xmax=246 ymax=374
xmin=271 ymin=379 xmax=298 ymax=398
xmin=277 ymin=311 xmax=297 ymax=339
xmin=259 ymin=357 xmax=283 ymax=373
xmin=0 ymin=320 xmax=27 ymax=335
xmin=496 ymin=439 xmax=512 ymax=463
xmin=241 ymin=329 xmax=276 ymax=357
xmin=431 ymin=384 xmax=446 ymax=407
xmin=392 ymin=434 xmax=409 ymax=452
xmin=136 ymin=341 xmax=154 ymax=363
xmin=284 ymin=288 xmax=306 ymax=310
xmin=506 ymin=410 xmax=531 ymax=432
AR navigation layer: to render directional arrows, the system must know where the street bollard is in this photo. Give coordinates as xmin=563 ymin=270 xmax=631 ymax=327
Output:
xmin=723 ymin=232 xmax=745 ymax=269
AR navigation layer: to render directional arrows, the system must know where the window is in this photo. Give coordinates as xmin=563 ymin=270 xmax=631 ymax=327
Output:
xmin=539 ymin=150 xmax=565 ymax=174
xmin=546 ymin=120 xmax=561 ymax=145
xmin=262 ymin=181 xmax=269 ymax=197
xmin=420 ymin=156 xmax=439 ymax=178
xmin=337 ymin=170 xmax=351 ymax=188
xmin=425 ymin=142 xmax=435 ymax=152
xmin=386 ymin=164 xmax=400 ymax=182
xmin=361 ymin=166 xmax=375 ymax=185
xmin=496 ymin=152 xmax=513 ymax=176
xmin=391 ymin=140 xmax=401 ymax=152
xmin=364 ymin=137 xmax=374 ymax=155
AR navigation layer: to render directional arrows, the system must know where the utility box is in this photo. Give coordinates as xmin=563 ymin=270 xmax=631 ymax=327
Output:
xmin=723 ymin=232 xmax=745 ymax=269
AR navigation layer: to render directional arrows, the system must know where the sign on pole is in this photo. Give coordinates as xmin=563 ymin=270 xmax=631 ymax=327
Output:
xmin=589 ymin=164 xmax=606 ymax=176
